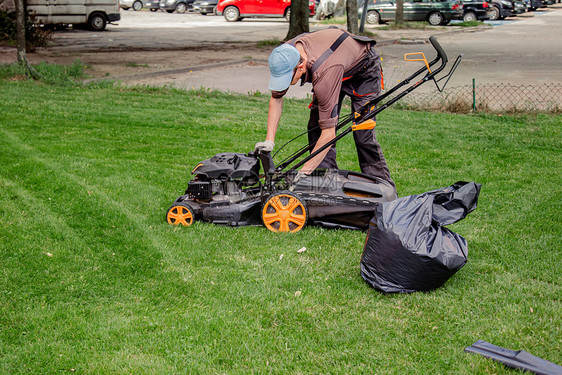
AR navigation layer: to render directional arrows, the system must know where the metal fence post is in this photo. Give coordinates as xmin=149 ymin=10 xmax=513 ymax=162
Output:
xmin=472 ymin=78 xmax=476 ymax=112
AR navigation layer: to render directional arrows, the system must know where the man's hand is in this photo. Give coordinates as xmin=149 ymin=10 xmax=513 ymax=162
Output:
xmin=286 ymin=171 xmax=308 ymax=190
xmin=300 ymin=127 xmax=336 ymax=174
xmin=293 ymin=171 xmax=307 ymax=185
xmin=255 ymin=140 xmax=275 ymax=152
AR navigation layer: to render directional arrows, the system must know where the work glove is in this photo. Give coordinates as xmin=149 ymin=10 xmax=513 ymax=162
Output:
xmin=255 ymin=140 xmax=274 ymax=153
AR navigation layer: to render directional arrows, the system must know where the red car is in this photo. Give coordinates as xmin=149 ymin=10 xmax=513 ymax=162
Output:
xmin=217 ymin=0 xmax=315 ymax=22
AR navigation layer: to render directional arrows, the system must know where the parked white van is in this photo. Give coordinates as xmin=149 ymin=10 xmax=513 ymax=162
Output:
xmin=27 ymin=0 xmax=120 ymax=31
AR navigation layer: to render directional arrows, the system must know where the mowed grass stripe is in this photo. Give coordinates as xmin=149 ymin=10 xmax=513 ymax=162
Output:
xmin=0 ymin=128 xmax=169 ymax=283
xmin=0 ymin=126 xmax=224 ymax=301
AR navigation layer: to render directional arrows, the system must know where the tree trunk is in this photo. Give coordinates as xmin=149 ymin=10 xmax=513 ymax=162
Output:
xmin=284 ymin=0 xmax=309 ymax=41
xmin=395 ymin=0 xmax=404 ymax=26
xmin=346 ymin=0 xmax=358 ymax=35
xmin=15 ymin=0 xmax=26 ymax=63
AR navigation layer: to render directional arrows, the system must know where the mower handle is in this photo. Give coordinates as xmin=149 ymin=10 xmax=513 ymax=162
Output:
xmin=429 ymin=36 xmax=448 ymax=67
xmin=424 ymin=36 xmax=448 ymax=80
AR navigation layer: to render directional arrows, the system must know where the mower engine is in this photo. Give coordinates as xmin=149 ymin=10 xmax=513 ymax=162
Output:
xmin=167 ymin=152 xmax=264 ymax=227
xmin=188 ymin=152 xmax=260 ymax=201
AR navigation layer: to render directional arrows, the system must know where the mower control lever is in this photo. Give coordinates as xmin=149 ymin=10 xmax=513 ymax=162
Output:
xmin=428 ymin=36 xmax=462 ymax=92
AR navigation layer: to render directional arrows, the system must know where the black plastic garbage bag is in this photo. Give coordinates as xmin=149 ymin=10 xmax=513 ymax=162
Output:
xmin=361 ymin=181 xmax=481 ymax=293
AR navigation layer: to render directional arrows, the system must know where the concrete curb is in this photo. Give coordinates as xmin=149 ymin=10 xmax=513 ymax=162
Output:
xmin=83 ymin=58 xmax=268 ymax=84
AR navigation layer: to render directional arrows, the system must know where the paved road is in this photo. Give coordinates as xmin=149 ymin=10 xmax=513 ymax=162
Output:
xmin=49 ymin=5 xmax=562 ymax=97
xmin=51 ymin=11 xmax=303 ymax=50
xmin=405 ymin=7 xmax=562 ymax=88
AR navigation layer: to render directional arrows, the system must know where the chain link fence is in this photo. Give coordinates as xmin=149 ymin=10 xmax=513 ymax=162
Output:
xmin=392 ymin=82 xmax=562 ymax=114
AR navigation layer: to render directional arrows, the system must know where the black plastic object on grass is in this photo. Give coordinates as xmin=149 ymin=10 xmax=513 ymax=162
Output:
xmin=465 ymin=340 xmax=562 ymax=375
xmin=361 ymin=181 xmax=481 ymax=293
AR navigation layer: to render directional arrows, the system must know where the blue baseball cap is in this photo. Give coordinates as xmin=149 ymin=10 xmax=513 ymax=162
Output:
xmin=268 ymin=44 xmax=301 ymax=91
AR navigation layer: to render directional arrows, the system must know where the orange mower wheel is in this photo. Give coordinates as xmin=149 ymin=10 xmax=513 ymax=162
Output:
xmin=262 ymin=192 xmax=308 ymax=233
xmin=166 ymin=203 xmax=195 ymax=227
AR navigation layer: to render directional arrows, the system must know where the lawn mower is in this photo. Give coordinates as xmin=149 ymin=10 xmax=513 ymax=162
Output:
xmin=166 ymin=36 xmax=462 ymax=232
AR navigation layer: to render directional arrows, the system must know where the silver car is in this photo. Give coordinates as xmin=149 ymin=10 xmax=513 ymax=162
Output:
xmin=120 ymin=0 xmax=160 ymax=11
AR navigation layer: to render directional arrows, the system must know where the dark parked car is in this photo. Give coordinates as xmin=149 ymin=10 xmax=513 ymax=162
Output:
xmin=160 ymin=0 xmax=195 ymax=12
xmin=512 ymin=0 xmax=526 ymax=12
xmin=192 ymin=0 xmax=218 ymax=14
xmin=358 ymin=0 xmax=464 ymax=26
xmin=145 ymin=0 xmax=161 ymax=11
xmin=460 ymin=0 xmax=489 ymax=21
xmin=486 ymin=0 xmax=514 ymax=19
xmin=524 ymin=0 xmax=544 ymax=10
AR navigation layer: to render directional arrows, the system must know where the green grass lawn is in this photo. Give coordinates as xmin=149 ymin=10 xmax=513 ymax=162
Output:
xmin=0 ymin=78 xmax=560 ymax=374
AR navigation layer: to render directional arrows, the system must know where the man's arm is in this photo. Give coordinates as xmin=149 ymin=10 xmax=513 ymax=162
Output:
xmin=256 ymin=95 xmax=284 ymax=152
xmin=300 ymin=127 xmax=336 ymax=174
xmin=266 ymin=96 xmax=283 ymax=142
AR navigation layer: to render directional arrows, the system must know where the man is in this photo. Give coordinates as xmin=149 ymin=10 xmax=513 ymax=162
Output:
xmin=255 ymin=27 xmax=396 ymax=192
